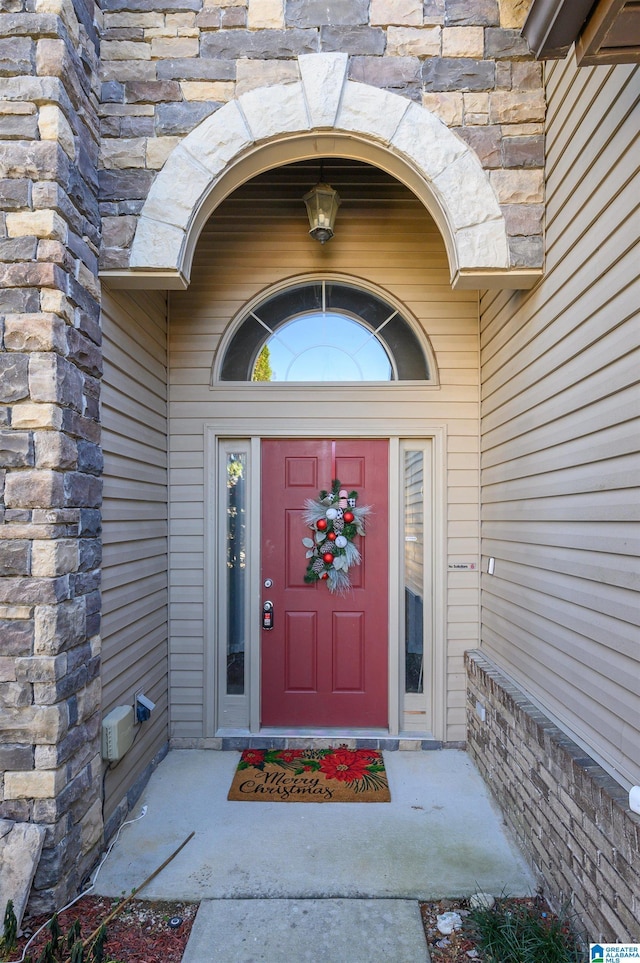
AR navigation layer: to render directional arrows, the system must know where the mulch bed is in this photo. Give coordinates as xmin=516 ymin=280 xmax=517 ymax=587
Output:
xmin=419 ymin=895 xmax=558 ymax=962
xmin=7 ymin=893 xmax=560 ymax=962
xmin=7 ymin=897 xmax=197 ymax=963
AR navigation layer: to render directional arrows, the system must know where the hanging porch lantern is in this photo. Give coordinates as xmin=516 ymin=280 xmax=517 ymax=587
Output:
xmin=302 ymin=181 xmax=341 ymax=244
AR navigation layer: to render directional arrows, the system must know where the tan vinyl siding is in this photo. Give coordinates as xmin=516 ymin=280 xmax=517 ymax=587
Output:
xmin=101 ymin=288 xmax=169 ymax=820
xmin=480 ymin=60 xmax=639 ymax=787
xmin=168 ymin=161 xmax=481 ymax=742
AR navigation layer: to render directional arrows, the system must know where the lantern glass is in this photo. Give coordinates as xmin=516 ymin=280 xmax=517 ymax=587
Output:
xmin=302 ymin=183 xmax=341 ymax=243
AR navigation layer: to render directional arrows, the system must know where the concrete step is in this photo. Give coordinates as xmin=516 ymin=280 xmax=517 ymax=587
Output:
xmin=181 ymin=898 xmax=431 ymax=963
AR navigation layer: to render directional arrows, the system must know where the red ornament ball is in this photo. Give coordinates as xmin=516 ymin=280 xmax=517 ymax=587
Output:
xmin=322 ymin=552 xmax=334 ymax=564
xmin=327 ymin=532 xmax=336 ymax=541
xmin=321 ymin=572 xmax=328 ymax=579
xmin=316 ymin=518 xmax=327 ymax=531
xmin=343 ymin=511 xmax=355 ymax=523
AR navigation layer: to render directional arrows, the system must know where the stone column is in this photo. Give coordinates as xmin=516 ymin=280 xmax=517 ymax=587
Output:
xmin=0 ymin=0 xmax=104 ymax=911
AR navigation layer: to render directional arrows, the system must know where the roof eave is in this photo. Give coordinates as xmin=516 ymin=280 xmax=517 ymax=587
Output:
xmin=522 ymin=0 xmax=595 ymax=58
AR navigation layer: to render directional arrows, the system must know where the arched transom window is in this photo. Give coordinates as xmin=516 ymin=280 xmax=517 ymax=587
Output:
xmin=218 ymin=280 xmax=432 ymax=383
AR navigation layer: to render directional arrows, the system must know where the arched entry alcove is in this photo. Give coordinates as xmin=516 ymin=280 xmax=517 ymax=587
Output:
xmin=103 ymin=56 xmax=519 ymax=752
xmin=97 ymin=47 xmax=542 ymax=839
xmin=162 ymin=154 xmax=481 ymax=742
xmin=124 ymin=53 xmax=531 ymax=291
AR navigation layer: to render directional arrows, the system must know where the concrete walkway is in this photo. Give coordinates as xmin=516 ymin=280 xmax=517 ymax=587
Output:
xmin=94 ymin=749 xmax=534 ymax=961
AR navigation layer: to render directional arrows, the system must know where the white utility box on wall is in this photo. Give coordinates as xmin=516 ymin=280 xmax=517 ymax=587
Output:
xmin=101 ymin=705 xmax=135 ymax=761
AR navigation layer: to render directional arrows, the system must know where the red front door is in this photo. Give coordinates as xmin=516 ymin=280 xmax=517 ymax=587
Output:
xmin=261 ymin=439 xmax=389 ymax=727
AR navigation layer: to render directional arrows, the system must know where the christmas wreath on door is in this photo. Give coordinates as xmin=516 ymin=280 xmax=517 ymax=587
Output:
xmin=302 ymin=479 xmax=371 ymax=594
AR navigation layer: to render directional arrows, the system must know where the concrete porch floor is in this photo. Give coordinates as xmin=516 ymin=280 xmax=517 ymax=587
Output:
xmin=94 ymin=748 xmax=535 ymax=961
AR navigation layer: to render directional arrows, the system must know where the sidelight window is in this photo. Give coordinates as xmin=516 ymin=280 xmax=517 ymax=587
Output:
xmin=225 ymin=451 xmax=247 ymax=695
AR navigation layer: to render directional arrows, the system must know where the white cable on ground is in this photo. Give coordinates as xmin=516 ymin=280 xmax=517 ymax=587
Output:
xmin=10 ymin=806 xmax=148 ymax=963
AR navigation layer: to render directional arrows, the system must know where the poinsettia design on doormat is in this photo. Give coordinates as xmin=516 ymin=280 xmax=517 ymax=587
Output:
xmin=237 ymin=747 xmax=387 ymax=794
xmin=302 ymin=479 xmax=371 ymax=594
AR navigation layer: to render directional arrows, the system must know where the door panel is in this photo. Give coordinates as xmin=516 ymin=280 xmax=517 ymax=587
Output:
xmin=261 ymin=438 xmax=388 ymax=727
xmin=332 ymin=612 xmax=365 ymax=691
xmin=285 ymin=612 xmax=317 ymax=690
xmin=285 ymin=508 xmax=308 ymax=588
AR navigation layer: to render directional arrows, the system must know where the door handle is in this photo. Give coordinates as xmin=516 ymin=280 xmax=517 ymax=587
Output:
xmin=262 ymin=600 xmax=274 ymax=630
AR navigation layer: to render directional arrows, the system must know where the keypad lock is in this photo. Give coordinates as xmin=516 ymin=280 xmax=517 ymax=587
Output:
xmin=262 ymin=600 xmax=274 ymax=630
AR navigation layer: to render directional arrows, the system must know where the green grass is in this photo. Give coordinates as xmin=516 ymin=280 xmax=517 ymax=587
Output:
xmin=467 ymin=897 xmax=585 ymax=963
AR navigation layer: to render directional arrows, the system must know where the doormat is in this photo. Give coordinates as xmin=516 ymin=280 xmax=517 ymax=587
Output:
xmin=227 ymin=747 xmax=391 ymax=802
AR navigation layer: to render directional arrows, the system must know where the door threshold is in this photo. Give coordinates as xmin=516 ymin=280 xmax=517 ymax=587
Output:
xmin=215 ymin=728 xmax=441 ymax=751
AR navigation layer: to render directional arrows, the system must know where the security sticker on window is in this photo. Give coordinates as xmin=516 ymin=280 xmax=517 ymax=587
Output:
xmin=591 ymin=945 xmax=640 ymax=962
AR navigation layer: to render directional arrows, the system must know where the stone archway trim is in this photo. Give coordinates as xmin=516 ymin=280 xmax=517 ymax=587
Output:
xmin=106 ymin=54 xmax=541 ymax=292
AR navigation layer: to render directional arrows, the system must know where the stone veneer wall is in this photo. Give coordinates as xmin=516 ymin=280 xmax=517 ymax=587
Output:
xmin=466 ymin=650 xmax=640 ymax=943
xmin=0 ymin=0 xmax=104 ymax=910
xmin=99 ymin=0 xmax=545 ymax=272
